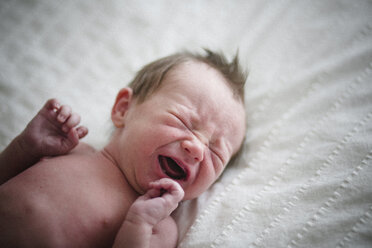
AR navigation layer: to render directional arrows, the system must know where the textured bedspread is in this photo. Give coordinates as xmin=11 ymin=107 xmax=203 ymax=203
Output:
xmin=1 ymin=1 xmax=371 ymax=247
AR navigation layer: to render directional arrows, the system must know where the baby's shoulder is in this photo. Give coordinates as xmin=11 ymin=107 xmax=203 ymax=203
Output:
xmin=37 ymin=142 xmax=95 ymax=165
xmin=69 ymin=142 xmax=96 ymax=155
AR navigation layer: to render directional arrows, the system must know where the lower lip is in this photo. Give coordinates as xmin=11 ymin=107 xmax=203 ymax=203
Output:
xmin=156 ymin=156 xmax=188 ymax=183
xmin=157 ymin=156 xmax=170 ymax=179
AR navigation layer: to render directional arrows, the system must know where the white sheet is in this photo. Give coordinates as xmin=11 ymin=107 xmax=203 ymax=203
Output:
xmin=1 ymin=1 xmax=371 ymax=247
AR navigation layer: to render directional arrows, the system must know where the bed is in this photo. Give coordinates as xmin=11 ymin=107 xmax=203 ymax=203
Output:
xmin=0 ymin=0 xmax=371 ymax=247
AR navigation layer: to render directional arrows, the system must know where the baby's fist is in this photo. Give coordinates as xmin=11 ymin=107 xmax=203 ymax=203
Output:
xmin=148 ymin=178 xmax=184 ymax=207
xmin=127 ymin=178 xmax=184 ymax=226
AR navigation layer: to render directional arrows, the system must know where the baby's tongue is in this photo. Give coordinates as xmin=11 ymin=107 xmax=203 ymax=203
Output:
xmin=159 ymin=156 xmax=185 ymax=180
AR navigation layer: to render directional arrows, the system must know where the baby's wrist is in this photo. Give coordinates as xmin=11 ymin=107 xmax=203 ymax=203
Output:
xmin=125 ymin=207 xmax=158 ymax=228
xmin=114 ymin=213 xmax=153 ymax=248
xmin=15 ymin=134 xmax=41 ymax=163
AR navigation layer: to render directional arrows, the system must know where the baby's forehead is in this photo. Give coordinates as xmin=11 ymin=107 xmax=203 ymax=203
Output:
xmin=159 ymin=59 xmax=246 ymax=144
xmin=165 ymin=61 xmax=237 ymax=96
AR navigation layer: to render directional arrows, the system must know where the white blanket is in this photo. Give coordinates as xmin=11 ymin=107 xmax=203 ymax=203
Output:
xmin=1 ymin=1 xmax=371 ymax=247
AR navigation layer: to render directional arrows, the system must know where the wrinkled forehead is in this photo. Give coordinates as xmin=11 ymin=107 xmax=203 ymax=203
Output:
xmin=162 ymin=61 xmax=246 ymax=153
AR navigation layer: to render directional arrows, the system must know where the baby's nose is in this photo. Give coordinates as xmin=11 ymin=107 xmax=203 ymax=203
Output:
xmin=181 ymin=139 xmax=204 ymax=163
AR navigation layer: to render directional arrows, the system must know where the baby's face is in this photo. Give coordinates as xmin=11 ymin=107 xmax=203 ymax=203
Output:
xmin=110 ymin=61 xmax=246 ymax=200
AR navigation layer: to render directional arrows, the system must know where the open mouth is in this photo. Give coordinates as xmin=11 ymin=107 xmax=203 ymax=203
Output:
xmin=158 ymin=155 xmax=187 ymax=180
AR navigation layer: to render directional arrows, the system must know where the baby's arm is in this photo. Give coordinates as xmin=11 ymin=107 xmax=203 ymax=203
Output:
xmin=113 ymin=178 xmax=184 ymax=248
xmin=0 ymin=99 xmax=88 ymax=184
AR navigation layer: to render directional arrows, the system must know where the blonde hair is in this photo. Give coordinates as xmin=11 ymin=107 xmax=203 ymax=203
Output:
xmin=128 ymin=49 xmax=247 ymax=103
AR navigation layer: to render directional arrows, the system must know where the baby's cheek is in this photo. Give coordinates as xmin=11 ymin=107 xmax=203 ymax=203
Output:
xmin=162 ymin=127 xmax=183 ymax=141
xmin=186 ymin=173 xmax=214 ymax=200
xmin=211 ymin=154 xmax=225 ymax=174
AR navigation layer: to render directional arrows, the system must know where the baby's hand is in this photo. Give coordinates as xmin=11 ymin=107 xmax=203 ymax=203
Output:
xmin=113 ymin=179 xmax=183 ymax=247
xmin=19 ymin=99 xmax=88 ymax=159
xmin=126 ymin=178 xmax=185 ymax=227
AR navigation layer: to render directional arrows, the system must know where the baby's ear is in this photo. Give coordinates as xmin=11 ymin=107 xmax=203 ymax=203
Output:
xmin=111 ymin=88 xmax=133 ymax=128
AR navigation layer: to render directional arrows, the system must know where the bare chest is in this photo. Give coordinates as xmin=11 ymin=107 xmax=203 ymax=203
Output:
xmin=0 ymin=153 xmax=137 ymax=247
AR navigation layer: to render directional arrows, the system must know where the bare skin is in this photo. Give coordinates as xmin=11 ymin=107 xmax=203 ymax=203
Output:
xmin=0 ymin=99 xmax=88 ymax=184
xmin=113 ymin=178 xmax=184 ymax=248
xmin=0 ymin=99 xmax=182 ymax=247
xmin=0 ymin=60 xmax=246 ymax=248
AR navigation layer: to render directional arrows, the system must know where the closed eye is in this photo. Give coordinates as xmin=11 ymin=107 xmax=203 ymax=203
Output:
xmin=171 ymin=113 xmax=191 ymax=131
xmin=170 ymin=112 xmax=225 ymax=166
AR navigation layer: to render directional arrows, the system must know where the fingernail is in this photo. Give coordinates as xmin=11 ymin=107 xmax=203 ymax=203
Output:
xmin=53 ymin=103 xmax=60 ymax=112
xmin=77 ymin=128 xmax=85 ymax=137
xmin=58 ymin=114 xmax=66 ymax=122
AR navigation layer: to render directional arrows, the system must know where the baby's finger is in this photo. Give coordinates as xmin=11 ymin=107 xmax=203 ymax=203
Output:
xmin=76 ymin=126 xmax=88 ymax=139
xmin=62 ymin=113 xmax=81 ymax=132
xmin=149 ymin=179 xmax=184 ymax=202
xmin=145 ymin=188 xmax=162 ymax=199
xmin=135 ymin=188 xmax=162 ymax=203
xmin=57 ymin=105 xmax=72 ymax=124
xmin=164 ymin=186 xmax=184 ymax=203
xmin=149 ymin=178 xmax=182 ymax=192
xmin=44 ymin=98 xmax=61 ymax=112
xmin=66 ymin=128 xmax=80 ymax=147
